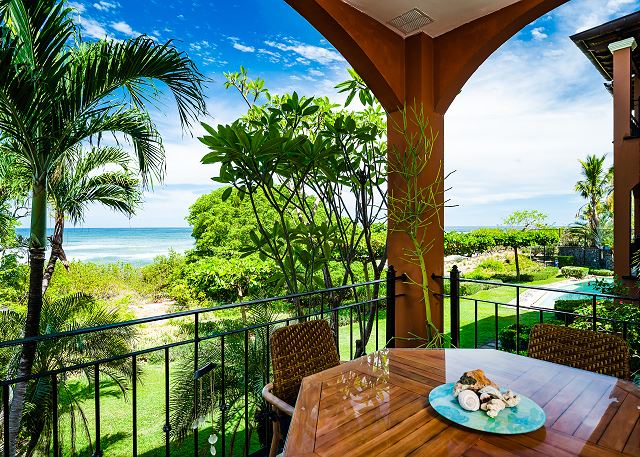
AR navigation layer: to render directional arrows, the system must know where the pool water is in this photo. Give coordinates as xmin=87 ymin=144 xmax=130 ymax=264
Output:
xmin=534 ymin=278 xmax=612 ymax=309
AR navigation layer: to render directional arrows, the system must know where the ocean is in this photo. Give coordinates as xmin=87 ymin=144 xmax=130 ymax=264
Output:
xmin=13 ymin=226 xmax=482 ymax=265
xmin=15 ymin=227 xmax=194 ymax=266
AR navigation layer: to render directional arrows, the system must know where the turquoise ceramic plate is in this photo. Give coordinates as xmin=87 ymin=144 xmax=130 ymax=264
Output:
xmin=428 ymin=383 xmax=546 ymax=434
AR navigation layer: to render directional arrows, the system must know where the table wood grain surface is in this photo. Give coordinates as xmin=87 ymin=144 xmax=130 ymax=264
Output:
xmin=284 ymin=349 xmax=640 ymax=456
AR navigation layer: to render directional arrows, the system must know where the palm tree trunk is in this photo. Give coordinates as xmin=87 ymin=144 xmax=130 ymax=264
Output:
xmin=8 ymin=178 xmax=47 ymax=456
xmin=42 ymin=211 xmax=68 ymax=295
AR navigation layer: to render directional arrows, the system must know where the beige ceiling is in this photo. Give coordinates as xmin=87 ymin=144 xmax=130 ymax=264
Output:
xmin=343 ymin=0 xmax=524 ymax=37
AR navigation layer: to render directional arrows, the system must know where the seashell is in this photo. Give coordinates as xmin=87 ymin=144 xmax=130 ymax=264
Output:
xmin=208 ymin=434 xmax=218 ymax=445
xmin=501 ymin=390 xmax=520 ymax=408
xmin=457 ymin=390 xmax=480 ymax=411
xmin=479 ymin=392 xmax=491 ymax=403
xmin=478 ymin=386 xmax=502 ymax=399
xmin=210 ymin=445 xmax=217 ymax=456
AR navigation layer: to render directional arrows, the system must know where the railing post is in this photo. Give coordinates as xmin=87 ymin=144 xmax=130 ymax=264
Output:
xmin=450 ymin=265 xmax=461 ymax=348
xmin=386 ymin=266 xmax=396 ymax=348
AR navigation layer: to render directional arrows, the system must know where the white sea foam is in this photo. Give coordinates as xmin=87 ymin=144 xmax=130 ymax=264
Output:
xmin=18 ymin=227 xmax=194 ymax=265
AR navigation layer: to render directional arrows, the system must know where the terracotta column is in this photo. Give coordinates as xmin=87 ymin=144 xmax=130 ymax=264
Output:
xmin=610 ymin=38 xmax=638 ymax=279
xmin=387 ymin=34 xmax=445 ymax=341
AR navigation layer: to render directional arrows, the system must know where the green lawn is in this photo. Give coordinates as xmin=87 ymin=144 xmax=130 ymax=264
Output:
xmin=58 ymin=317 xmax=386 ymax=457
xmin=443 ymin=276 xmax=567 ymax=348
xmin=60 ymin=362 xmax=260 ymax=457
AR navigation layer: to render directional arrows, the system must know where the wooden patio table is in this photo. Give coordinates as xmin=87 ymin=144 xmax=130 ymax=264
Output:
xmin=284 ymin=349 xmax=640 ymax=456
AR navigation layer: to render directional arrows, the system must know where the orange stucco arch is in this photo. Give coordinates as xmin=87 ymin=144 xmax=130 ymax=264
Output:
xmin=286 ymin=0 xmax=571 ymax=343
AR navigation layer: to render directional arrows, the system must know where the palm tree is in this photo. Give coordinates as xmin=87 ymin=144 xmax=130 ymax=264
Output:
xmin=0 ymin=1 xmax=206 ymax=453
xmin=575 ymin=154 xmax=610 ymax=248
xmin=0 ymin=293 xmax=137 ymax=456
xmin=42 ymin=146 xmax=142 ymax=294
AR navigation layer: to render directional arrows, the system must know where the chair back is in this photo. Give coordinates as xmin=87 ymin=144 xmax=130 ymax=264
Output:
xmin=270 ymin=319 xmax=339 ymax=406
xmin=528 ymin=324 xmax=630 ymax=379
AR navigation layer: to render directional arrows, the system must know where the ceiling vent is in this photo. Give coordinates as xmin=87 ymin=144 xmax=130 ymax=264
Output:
xmin=388 ymin=8 xmax=433 ymax=35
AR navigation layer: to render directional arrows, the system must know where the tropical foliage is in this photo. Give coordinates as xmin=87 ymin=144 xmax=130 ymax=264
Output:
xmin=199 ymin=67 xmax=387 ymax=355
xmin=0 ymin=0 xmax=205 ymax=452
xmin=573 ymin=154 xmax=613 ymax=248
xmin=444 ymin=227 xmax=559 ymax=257
xmin=42 ymin=146 xmax=142 ymax=293
xmin=0 ymin=293 xmax=136 ymax=456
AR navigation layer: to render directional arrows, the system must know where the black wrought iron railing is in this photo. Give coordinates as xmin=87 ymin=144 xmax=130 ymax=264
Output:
xmin=0 ymin=274 xmax=394 ymax=457
xmin=443 ymin=266 xmax=640 ymax=362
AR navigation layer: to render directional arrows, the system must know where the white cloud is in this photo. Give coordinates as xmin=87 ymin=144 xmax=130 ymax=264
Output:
xmin=531 ymin=27 xmax=548 ymax=40
xmin=233 ymin=42 xmax=255 ymax=53
xmin=111 ymin=21 xmax=140 ymax=37
xmin=443 ymin=0 xmax=630 ymax=225
xmin=309 ymin=69 xmax=324 ymax=77
xmin=606 ymin=0 xmax=635 ymax=13
xmin=79 ymin=17 xmax=109 ymax=39
xmin=93 ymin=1 xmax=120 ymax=11
xmin=265 ymin=39 xmax=344 ymax=65
xmin=68 ymin=1 xmax=86 ymax=13
xmin=228 ymin=37 xmax=255 ymax=53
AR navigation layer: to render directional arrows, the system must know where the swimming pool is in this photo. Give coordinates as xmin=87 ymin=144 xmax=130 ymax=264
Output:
xmin=534 ymin=278 xmax=612 ymax=309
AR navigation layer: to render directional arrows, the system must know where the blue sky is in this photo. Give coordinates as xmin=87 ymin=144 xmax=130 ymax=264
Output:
xmin=66 ymin=0 xmax=640 ymax=228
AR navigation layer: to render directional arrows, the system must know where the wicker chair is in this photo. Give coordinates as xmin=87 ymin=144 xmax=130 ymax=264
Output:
xmin=262 ymin=319 xmax=340 ymax=457
xmin=528 ymin=324 xmax=630 ymax=379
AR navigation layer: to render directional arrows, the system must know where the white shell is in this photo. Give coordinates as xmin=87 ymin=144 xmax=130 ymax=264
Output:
xmin=208 ymin=434 xmax=218 ymax=444
xmin=210 ymin=445 xmax=217 ymax=456
xmin=457 ymin=390 xmax=480 ymax=411
xmin=478 ymin=386 xmax=502 ymax=399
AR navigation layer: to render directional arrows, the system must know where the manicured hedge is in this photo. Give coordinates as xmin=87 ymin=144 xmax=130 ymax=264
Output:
xmin=443 ymin=280 xmax=501 ymax=296
xmin=556 ymin=255 xmax=574 ymax=268
xmin=554 ymin=299 xmax=590 ymax=323
xmin=589 ymin=268 xmax=614 ymax=277
xmin=560 ymin=266 xmax=589 ymax=279
xmin=444 ymin=228 xmax=560 ymax=257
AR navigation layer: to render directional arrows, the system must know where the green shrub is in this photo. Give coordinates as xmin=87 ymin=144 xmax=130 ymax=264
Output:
xmin=465 ymin=255 xmax=554 ymax=283
xmin=444 ymin=280 xmax=501 ymax=296
xmin=560 ymin=266 xmax=589 ymax=279
xmin=499 ymin=319 xmax=564 ymax=353
xmin=589 ymin=268 xmax=614 ymax=277
xmin=556 ymin=255 xmax=574 ymax=268
xmin=554 ymin=299 xmax=590 ymax=323
xmin=528 ymin=267 xmax=559 ymax=281
xmin=498 ymin=323 xmax=532 ymax=353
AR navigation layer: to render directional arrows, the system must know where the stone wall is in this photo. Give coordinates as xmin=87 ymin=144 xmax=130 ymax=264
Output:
xmin=558 ymin=246 xmax=613 ymax=270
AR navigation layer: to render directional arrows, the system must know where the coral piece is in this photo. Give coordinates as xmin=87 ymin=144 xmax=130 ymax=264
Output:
xmin=481 ymin=398 xmax=506 ymax=418
xmin=501 ymin=389 xmax=520 ymax=408
xmin=457 ymin=390 xmax=481 ymax=411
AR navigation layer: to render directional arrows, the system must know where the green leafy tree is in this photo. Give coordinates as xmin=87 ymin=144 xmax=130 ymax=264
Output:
xmin=0 ymin=1 xmax=206 ymax=452
xmin=187 ymin=187 xmax=281 ymax=258
xmin=574 ymin=154 xmax=611 ymax=248
xmin=42 ymin=146 xmax=142 ymax=294
xmin=0 ymin=293 xmax=136 ymax=456
xmin=200 ymin=68 xmax=387 ymax=354
xmin=502 ymin=210 xmax=548 ymax=281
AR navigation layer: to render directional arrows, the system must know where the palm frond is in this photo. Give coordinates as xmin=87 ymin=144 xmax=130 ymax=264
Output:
xmin=67 ymin=35 xmax=206 ymax=128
